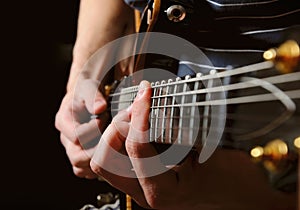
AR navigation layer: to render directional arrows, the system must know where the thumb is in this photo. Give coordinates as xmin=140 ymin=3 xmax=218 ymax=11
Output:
xmin=126 ymin=80 xmax=160 ymax=159
xmin=77 ymin=79 xmax=107 ymax=114
xmin=92 ymin=90 xmax=107 ymax=114
xmin=126 ymin=80 xmax=174 ymax=178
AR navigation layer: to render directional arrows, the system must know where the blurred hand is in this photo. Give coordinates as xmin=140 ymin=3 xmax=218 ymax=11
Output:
xmin=55 ymin=78 xmax=108 ymax=179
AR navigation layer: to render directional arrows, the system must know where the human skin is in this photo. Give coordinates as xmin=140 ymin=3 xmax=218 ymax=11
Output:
xmin=55 ymin=0 xmax=134 ymax=179
xmin=90 ymin=81 xmax=296 ymax=210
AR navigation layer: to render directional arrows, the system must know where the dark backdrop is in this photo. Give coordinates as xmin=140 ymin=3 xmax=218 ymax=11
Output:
xmin=1 ymin=1 xmax=120 ymax=209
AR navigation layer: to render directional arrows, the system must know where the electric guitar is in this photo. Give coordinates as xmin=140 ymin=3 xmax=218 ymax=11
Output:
xmin=85 ymin=41 xmax=300 ymax=210
xmin=84 ymin=0 xmax=300 ymax=208
xmin=85 ymin=39 xmax=300 ymax=210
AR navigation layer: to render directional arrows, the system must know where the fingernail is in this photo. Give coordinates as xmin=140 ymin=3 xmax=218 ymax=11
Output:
xmin=94 ymin=100 xmax=105 ymax=108
xmin=93 ymin=100 xmax=106 ymax=114
xmin=136 ymin=81 xmax=147 ymax=99
xmin=126 ymin=104 xmax=132 ymax=112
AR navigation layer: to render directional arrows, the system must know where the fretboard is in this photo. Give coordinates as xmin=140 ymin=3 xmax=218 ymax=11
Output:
xmin=108 ymin=61 xmax=300 ymax=147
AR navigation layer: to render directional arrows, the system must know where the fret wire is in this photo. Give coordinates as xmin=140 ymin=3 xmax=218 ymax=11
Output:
xmin=178 ymin=82 xmax=188 ymax=144
xmin=169 ymin=81 xmax=178 ymax=144
xmin=150 ymin=85 xmax=157 ymax=142
xmin=161 ymin=82 xmax=168 ymax=143
xmin=202 ymin=74 xmax=214 ymax=143
xmin=155 ymin=85 xmax=163 ymax=142
xmin=189 ymin=79 xmax=200 ymax=145
xmin=109 ymin=89 xmax=300 ymax=112
xmin=109 ymin=61 xmax=274 ymax=97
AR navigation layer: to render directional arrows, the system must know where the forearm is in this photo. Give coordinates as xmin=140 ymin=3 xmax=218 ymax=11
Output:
xmin=67 ymin=0 xmax=134 ymax=91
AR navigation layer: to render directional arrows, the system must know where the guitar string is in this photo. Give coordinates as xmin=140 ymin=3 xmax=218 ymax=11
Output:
xmin=110 ymin=71 xmax=300 ymax=109
xmin=103 ymin=62 xmax=299 ymax=144
xmin=108 ymin=90 xmax=299 ymax=142
xmin=109 ymin=60 xmax=274 ymax=97
xmin=104 ymin=96 xmax=298 ymax=133
xmin=108 ymin=73 xmax=299 ymax=133
xmin=109 ymin=72 xmax=300 ymax=110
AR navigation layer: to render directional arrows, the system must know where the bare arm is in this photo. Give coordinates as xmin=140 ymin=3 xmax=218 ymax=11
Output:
xmin=55 ymin=0 xmax=135 ymax=179
xmin=67 ymin=0 xmax=135 ymax=91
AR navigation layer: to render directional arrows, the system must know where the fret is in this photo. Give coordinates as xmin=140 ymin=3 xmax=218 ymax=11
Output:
xmin=189 ymin=73 xmax=201 ymax=145
xmin=202 ymin=70 xmax=216 ymax=143
xmin=117 ymin=86 xmax=136 ymax=112
xmin=160 ymin=80 xmax=167 ymax=143
xmin=150 ymin=82 xmax=157 ymax=142
xmin=169 ymin=77 xmax=181 ymax=144
xmin=165 ymin=79 xmax=173 ymax=143
xmin=178 ymin=78 xmax=189 ymax=145
xmin=132 ymin=86 xmax=138 ymax=104
xmin=154 ymin=81 xmax=162 ymax=142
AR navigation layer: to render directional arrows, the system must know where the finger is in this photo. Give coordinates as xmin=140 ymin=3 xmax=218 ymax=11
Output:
xmin=55 ymin=95 xmax=81 ymax=142
xmin=126 ymin=81 xmax=179 ymax=205
xmin=77 ymin=79 xmax=107 ymax=114
xmin=75 ymin=119 xmax=102 ymax=147
xmin=56 ymin=81 xmax=107 ymax=143
xmin=90 ymin=110 xmax=150 ymax=208
xmin=126 ymin=80 xmax=166 ymax=163
xmin=61 ymin=134 xmax=94 ymax=168
xmin=72 ymin=166 xmax=98 ymax=179
xmin=91 ymin=110 xmax=132 ymax=174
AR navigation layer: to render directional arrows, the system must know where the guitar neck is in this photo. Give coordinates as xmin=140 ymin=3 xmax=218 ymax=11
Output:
xmin=108 ymin=60 xmax=300 ymax=148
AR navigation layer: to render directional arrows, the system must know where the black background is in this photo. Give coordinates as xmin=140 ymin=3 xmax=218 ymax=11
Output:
xmin=1 ymin=1 xmax=120 ymax=209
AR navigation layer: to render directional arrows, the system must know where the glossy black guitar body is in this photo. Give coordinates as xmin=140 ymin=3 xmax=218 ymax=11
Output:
xmin=122 ymin=0 xmax=300 ymax=209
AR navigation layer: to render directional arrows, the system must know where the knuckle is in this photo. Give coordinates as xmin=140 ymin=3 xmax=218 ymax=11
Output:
xmin=69 ymin=158 xmax=82 ymax=168
xmin=90 ymin=159 xmax=102 ymax=175
xmin=72 ymin=167 xmax=85 ymax=178
xmin=54 ymin=112 xmax=62 ymax=130
xmin=66 ymin=151 xmax=86 ymax=168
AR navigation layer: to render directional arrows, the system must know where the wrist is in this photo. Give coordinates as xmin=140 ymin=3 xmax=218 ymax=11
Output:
xmin=66 ymin=44 xmax=96 ymax=92
xmin=66 ymin=61 xmax=85 ymax=92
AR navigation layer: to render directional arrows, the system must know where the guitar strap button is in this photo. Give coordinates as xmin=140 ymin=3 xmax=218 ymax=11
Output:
xmin=165 ymin=5 xmax=186 ymax=22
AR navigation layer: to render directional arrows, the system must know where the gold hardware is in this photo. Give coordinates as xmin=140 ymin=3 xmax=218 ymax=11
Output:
xmin=250 ymin=139 xmax=290 ymax=173
xmin=294 ymin=136 xmax=300 ymax=149
xmin=250 ymin=146 xmax=264 ymax=158
xmin=126 ymin=194 xmax=132 ymax=210
xmin=166 ymin=5 xmax=186 ymax=22
xmin=96 ymin=192 xmax=119 ymax=207
xmin=104 ymin=85 xmax=112 ymax=97
xmin=263 ymin=139 xmax=288 ymax=159
xmin=263 ymin=40 xmax=300 ymax=73
xmin=104 ymin=80 xmax=119 ymax=98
